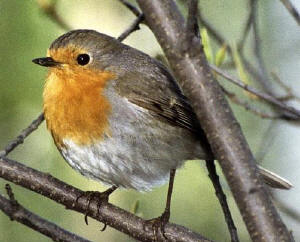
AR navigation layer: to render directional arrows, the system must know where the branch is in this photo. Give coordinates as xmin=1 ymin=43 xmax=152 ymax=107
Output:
xmin=237 ymin=0 xmax=279 ymax=102
xmin=117 ymin=14 xmax=144 ymax=42
xmin=189 ymin=3 xmax=239 ymax=241
xmin=250 ymin=0 xmax=271 ymax=91
xmin=210 ymin=64 xmax=300 ymax=120
xmin=0 ymin=113 xmax=44 ymax=157
xmin=118 ymin=0 xmax=141 ymax=17
xmin=205 ymin=160 xmax=239 ymax=242
xmin=197 ymin=11 xmax=226 ymax=48
xmin=280 ymin=0 xmax=300 ymax=26
xmin=270 ymin=71 xmax=300 ymax=102
xmin=0 ymin=184 xmax=90 ymax=242
xmin=238 ymin=0 xmax=256 ymax=53
xmin=0 ymin=157 xmax=212 ymax=242
xmin=221 ymin=87 xmax=281 ymax=119
xmin=136 ymin=0 xmax=293 ymax=241
xmin=237 ymin=0 xmax=299 ymax=121
xmin=197 ymin=2 xmax=300 ymax=120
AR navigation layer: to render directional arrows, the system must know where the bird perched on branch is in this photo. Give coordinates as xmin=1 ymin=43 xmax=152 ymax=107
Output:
xmin=33 ymin=29 xmax=292 ymax=234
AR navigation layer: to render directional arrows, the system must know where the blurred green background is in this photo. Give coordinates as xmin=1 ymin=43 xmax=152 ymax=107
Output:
xmin=0 ymin=0 xmax=299 ymax=241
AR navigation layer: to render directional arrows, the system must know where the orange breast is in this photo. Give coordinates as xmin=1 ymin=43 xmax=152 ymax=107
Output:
xmin=43 ymin=65 xmax=115 ymax=146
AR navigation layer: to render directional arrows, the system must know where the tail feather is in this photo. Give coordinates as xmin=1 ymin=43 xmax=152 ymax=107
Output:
xmin=258 ymin=165 xmax=293 ymax=190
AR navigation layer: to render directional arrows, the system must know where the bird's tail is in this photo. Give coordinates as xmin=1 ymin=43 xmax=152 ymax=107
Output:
xmin=258 ymin=165 xmax=293 ymax=190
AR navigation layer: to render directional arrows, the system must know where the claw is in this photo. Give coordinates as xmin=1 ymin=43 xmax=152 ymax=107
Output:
xmin=84 ymin=212 xmax=89 ymax=225
xmin=100 ymin=223 xmax=107 ymax=232
xmin=75 ymin=186 xmax=117 ymax=229
xmin=143 ymin=169 xmax=175 ymax=241
xmin=77 ymin=191 xmax=105 ymax=225
xmin=144 ymin=210 xmax=170 ymax=241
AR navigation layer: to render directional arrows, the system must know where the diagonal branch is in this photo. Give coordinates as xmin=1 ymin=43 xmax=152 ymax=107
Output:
xmin=136 ymin=0 xmax=293 ymax=241
xmin=221 ymin=87 xmax=280 ymax=119
xmin=205 ymin=160 xmax=239 ymax=242
xmin=188 ymin=3 xmax=239 ymax=241
xmin=238 ymin=0 xmax=257 ymax=53
xmin=280 ymin=0 xmax=300 ymax=26
xmin=250 ymin=0 xmax=271 ymax=91
xmin=117 ymin=14 xmax=145 ymax=42
xmin=197 ymin=2 xmax=300 ymax=120
xmin=0 ymin=157 xmax=212 ymax=242
xmin=0 ymin=184 xmax=91 ymax=242
xmin=118 ymin=0 xmax=141 ymax=17
xmin=0 ymin=113 xmax=44 ymax=157
xmin=210 ymin=64 xmax=300 ymax=119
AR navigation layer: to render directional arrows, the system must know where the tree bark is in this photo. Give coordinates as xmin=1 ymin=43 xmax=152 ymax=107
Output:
xmin=136 ymin=1 xmax=293 ymax=241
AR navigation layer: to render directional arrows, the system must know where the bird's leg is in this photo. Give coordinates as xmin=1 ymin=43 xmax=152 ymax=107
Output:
xmin=144 ymin=169 xmax=176 ymax=240
xmin=76 ymin=185 xmax=118 ymax=228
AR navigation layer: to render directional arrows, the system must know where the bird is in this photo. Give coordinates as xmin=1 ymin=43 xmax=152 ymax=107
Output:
xmin=32 ymin=29 xmax=292 ymax=234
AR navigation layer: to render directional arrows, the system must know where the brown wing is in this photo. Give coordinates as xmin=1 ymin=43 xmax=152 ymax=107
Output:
xmin=113 ymin=58 xmax=212 ymax=153
xmin=113 ymin=56 xmax=203 ymax=133
xmin=128 ymin=94 xmax=200 ymax=133
xmin=112 ymin=56 xmax=292 ymax=190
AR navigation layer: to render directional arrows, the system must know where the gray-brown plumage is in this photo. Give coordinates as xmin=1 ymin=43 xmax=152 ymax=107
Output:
xmin=33 ymin=29 xmax=292 ymax=191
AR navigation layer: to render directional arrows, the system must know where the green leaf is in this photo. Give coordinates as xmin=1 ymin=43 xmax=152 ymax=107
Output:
xmin=200 ymin=28 xmax=213 ymax=63
xmin=131 ymin=199 xmax=140 ymax=214
xmin=215 ymin=44 xmax=227 ymax=67
xmin=232 ymin=44 xmax=257 ymax=99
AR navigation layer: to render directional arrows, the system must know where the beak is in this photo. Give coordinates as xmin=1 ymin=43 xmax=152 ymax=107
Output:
xmin=32 ymin=57 xmax=60 ymax=67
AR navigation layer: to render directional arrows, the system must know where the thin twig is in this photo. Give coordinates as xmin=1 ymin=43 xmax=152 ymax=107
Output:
xmin=237 ymin=0 xmax=275 ymax=98
xmin=205 ymin=160 xmax=239 ymax=242
xmin=238 ymin=0 xmax=256 ymax=52
xmin=117 ymin=14 xmax=145 ymax=42
xmin=198 ymin=0 xmax=300 ymax=113
xmin=239 ymin=53 xmax=275 ymax=94
xmin=280 ymin=0 xmax=300 ymax=26
xmin=197 ymin=11 xmax=225 ymax=47
xmin=271 ymin=72 xmax=291 ymax=94
xmin=210 ymin=64 xmax=300 ymax=119
xmin=197 ymin=3 xmax=274 ymax=99
xmin=118 ymin=0 xmax=141 ymax=17
xmin=0 ymin=113 xmax=44 ymax=157
xmin=117 ymin=0 xmax=145 ymax=43
xmin=222 ymin=87 xmax=280 ymax=119
xmin=199 ymin=1 xmax=300 ymax=116
xmin=251 ymin=0 xmax=272 ymax=92
xmin=0 ymin=157 xmax=212 ymax=242
xmin=238 ymin=0 xmax=300 ymax=121
xmin=5 ymin=184 xmax=18 ymax=206
xmin=0 ymin=184 xmax=90 ymax=242
xmin=270 ymin=72 xmax=300 ymax=102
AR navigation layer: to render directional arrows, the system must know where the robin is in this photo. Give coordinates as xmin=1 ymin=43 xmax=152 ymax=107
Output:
xmin=32 ymin=29 xmax=292 ymax=234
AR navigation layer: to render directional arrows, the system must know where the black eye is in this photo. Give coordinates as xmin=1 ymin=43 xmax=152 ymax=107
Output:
xmin=77 ymin=54 xmax=90 ymax=66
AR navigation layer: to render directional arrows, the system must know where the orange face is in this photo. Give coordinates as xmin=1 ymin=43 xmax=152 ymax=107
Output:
xmin=43 ymin=45 xmax=115 ymax=147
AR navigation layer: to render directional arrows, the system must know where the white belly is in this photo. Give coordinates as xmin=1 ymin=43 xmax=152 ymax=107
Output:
xmin=60 ymin=89 xmax=205 ymax=191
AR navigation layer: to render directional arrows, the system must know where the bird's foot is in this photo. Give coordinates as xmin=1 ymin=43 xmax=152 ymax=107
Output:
xmin=76 ymin=186 xmax=117 ymax=230
xmin=143 ymin=210 xmax=170 ymax=241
